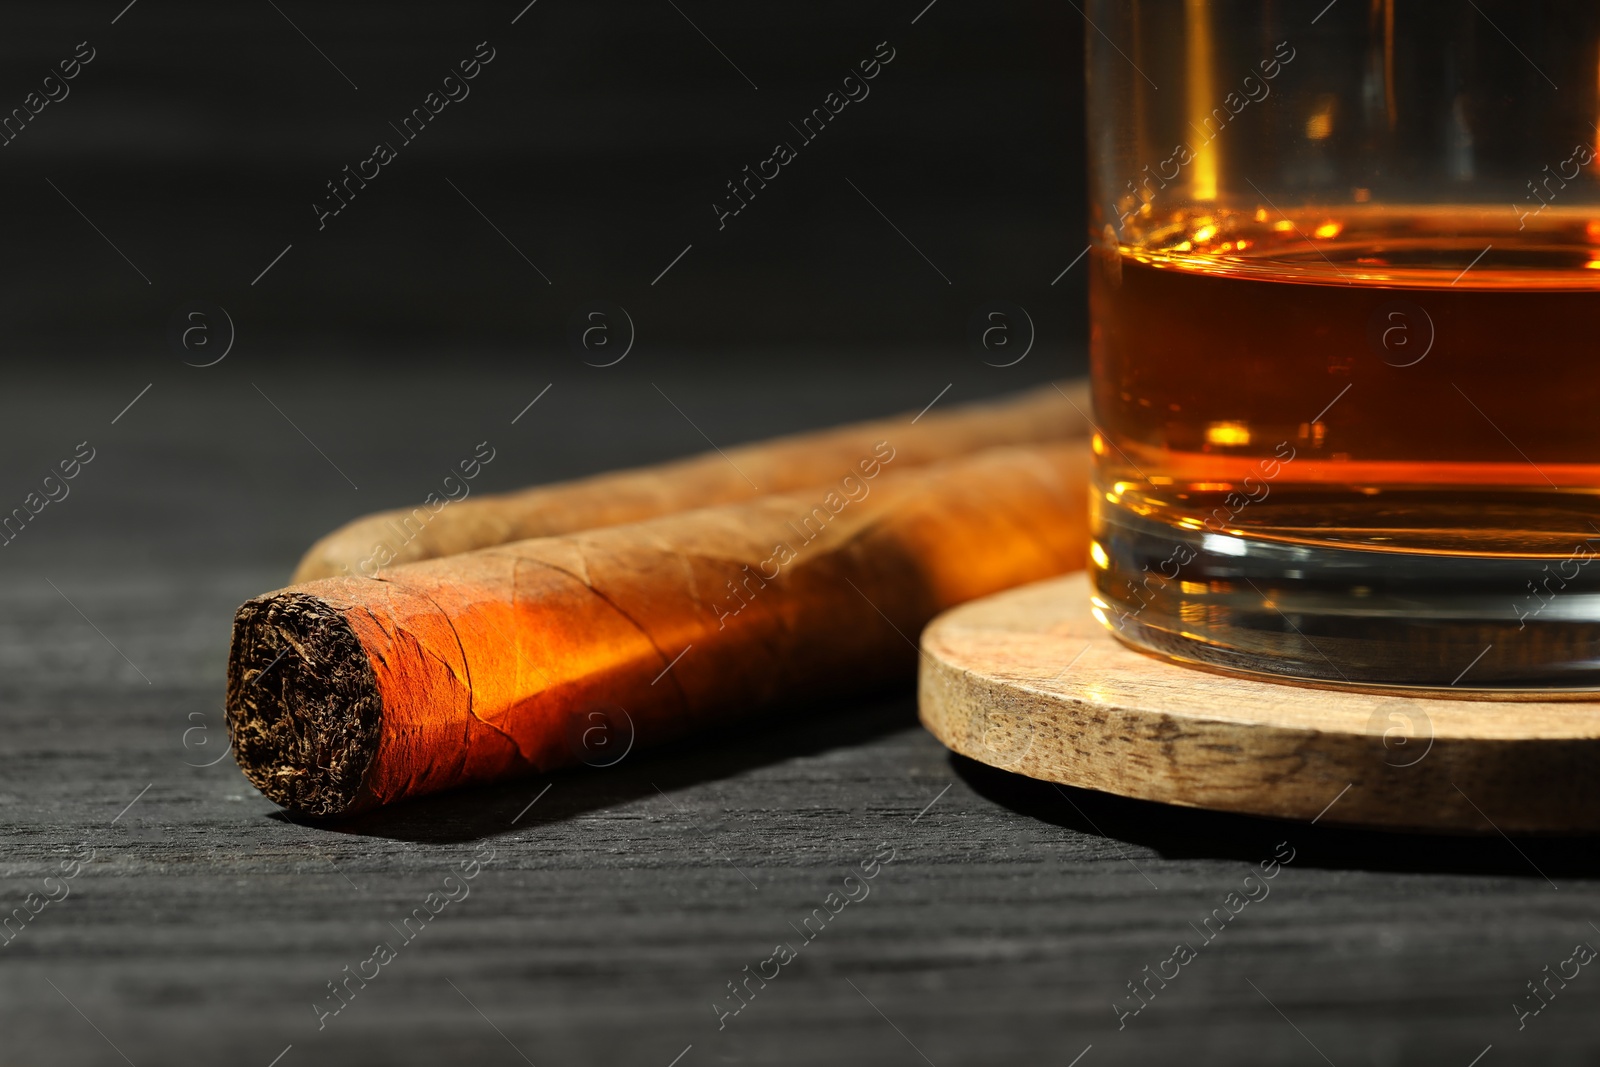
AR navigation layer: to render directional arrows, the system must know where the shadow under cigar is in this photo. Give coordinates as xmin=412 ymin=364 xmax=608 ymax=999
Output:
xmin=268 ymin=692 xmax=920 ymax=843
xmin=953 ymin=754 xmax=1600 ymax=882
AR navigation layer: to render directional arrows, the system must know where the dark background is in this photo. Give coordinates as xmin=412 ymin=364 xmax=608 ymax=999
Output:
xmin=0 ymin=0 xmax=1087 ymax=364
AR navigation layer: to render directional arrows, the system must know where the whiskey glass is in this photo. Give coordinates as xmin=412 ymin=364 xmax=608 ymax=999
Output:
xmin=1085 ymin=0 xmax=1600 ymax=688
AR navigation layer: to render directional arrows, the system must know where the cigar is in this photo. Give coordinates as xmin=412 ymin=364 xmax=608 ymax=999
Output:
xmin=229 ymin=442 xmax=1089 ymax=817
xmin=290 ymin=381 xmax=1089 ymax=582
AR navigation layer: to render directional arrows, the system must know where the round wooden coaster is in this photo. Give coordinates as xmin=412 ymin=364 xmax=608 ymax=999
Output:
xmin=918 ymin=574 xmax=1600 ymax=834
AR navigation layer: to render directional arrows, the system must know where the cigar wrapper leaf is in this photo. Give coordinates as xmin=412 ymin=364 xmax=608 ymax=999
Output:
xmin=290 ymin=381 xmax=1090 ymax=582
xmin=229 ymin=443 xmax=1089 ymax=818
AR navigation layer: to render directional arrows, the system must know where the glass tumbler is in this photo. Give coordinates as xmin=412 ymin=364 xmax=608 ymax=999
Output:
xmin=1085 ymin=0 xmax=1600 ymax=689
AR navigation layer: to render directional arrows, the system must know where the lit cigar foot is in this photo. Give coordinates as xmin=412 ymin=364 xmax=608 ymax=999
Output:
xmin=228 ymin=593 xmax=382 ymax=818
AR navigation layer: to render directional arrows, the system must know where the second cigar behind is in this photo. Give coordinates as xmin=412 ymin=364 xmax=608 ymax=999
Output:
xmin=291 ymin=381 xmax=1090 ymax=581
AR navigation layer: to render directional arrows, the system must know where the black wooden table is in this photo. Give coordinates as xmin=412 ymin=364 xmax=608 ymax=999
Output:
xmin=3 ymin=364 xmax=1596 ymax=1066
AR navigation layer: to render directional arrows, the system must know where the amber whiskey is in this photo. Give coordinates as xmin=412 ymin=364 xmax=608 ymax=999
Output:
xmin=1090 ymin=205 xmax=1600 ymax=688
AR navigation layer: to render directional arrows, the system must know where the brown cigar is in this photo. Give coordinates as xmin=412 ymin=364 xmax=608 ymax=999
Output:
xmin=290 ymin=381 xmax=1090 ymax=582
xmin=229 ymin=442 xmax=1089 ymax=817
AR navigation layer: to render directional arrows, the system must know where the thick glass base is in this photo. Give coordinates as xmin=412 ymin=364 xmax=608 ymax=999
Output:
xmin=1091 ymin=496 xmax=1600 ymax=692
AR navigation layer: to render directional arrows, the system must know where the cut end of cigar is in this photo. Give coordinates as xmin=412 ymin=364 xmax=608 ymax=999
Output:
xmin=225 ymin=593 xmax=382 ymax=818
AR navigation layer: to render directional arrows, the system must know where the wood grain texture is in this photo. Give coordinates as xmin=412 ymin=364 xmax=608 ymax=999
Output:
xmin=3 ymin=372 xmax=1600 ymax=1067
xmin=920 ymin=574 xmax=1600 ymax=834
